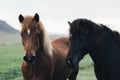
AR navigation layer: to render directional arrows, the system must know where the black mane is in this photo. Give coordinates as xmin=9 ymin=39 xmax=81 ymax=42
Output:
xmin=72 ymin=18 xmax=120 ymax=46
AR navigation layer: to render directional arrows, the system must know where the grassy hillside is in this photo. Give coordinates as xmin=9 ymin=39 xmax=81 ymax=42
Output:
xmin=0 ymin=31 xmax=21 ymax=44
xmin=0 ymin=44 xmax=96 ymax=80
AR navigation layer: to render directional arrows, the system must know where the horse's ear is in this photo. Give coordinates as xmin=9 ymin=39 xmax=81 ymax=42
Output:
xmin=19 ymin=14 xmax=24 ymax=23
xmin=34 ymin=13 xmax=39 ymax=22
xmin=68 ymin=21 xmax=71 ymax=26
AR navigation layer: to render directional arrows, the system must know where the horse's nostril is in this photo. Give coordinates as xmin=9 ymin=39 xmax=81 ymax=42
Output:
xmin=23 ymin=56 xmax=36 ymax=64
xmin=28 ymin=57 xmax=31 ymax=60
xmin=66 ymin=59 xmax=75 ymax=68
xmin=67 ymin=59 xmax=72 ymax=65
xmin=23 ymin=56 xmax=27 ymax=61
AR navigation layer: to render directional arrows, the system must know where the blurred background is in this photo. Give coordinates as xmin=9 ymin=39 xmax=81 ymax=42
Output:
xmin=0 ymin=0 xmax=120 ymax=80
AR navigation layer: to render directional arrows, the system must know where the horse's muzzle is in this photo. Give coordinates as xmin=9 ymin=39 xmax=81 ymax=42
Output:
xmin=66 ymin=58 xmax=76 ymax=68
xmin=23 ymin=55 xmax=36 ymax=64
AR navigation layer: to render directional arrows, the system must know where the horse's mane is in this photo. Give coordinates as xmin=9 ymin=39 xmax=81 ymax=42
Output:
xmin=38 ymin=20 xmax=53 ymax=57
xmin=21 ymin=16 xmax=53 ymax=57
xmin=72 ymin=18 xmax=120 ymax=45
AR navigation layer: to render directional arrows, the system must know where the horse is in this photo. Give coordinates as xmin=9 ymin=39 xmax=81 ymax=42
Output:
xmin=18 ymin=13 xmax=79 ymax=80
xmin=66 ymin=18 xmax=120 ymax=80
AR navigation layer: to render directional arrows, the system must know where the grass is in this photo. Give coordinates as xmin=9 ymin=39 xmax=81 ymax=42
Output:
xmin=77 ymin=55 xmax=96 ymax=80
xmin=0 ymin=44 xmax=23 ymax=80
xmin=0 ymin=44 xmax=96 ymax=80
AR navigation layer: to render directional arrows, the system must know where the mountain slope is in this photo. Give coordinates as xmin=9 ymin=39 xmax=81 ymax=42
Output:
xmin=0 ymin=20 xmax=19 ymax=33
xmin=0 ymin=20 xmax=20 ymax=44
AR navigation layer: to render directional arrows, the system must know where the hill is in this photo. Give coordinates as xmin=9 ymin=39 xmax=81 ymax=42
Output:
xmin=0 ymin=20 xmax=19 ymax=33
xmin=0 ymin=20 xmax=20 ymax=44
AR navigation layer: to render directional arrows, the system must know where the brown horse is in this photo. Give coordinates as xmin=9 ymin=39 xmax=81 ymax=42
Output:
xmin=18 ymin=13 xmax=79 ymax=80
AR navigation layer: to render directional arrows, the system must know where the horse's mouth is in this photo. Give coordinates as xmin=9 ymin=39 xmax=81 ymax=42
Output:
xmin=66 ymin=51 xmax=85 ymax=68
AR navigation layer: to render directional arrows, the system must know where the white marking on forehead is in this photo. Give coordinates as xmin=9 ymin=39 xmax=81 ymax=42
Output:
xmin=27 ymin=29 xmax=30 ymax=35
xmin=32 ymin=50 xmax=36 ymax=56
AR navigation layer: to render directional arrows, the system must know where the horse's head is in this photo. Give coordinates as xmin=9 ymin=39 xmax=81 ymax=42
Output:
xmin=19 ymin=13 xmax=44 ymax=64
xmin=66 ymin=19 xmax=95 ymax=68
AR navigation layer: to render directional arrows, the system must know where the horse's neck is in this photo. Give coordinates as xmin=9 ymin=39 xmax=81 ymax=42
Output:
xmin=90 ymin=35 xmax=118 ymax=64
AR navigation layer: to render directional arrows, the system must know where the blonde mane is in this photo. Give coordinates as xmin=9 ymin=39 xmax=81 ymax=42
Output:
xmin=38 ymin=20 xmax=53 ymax=57
xmin=20 ymin=15 xmax=53 ymax=57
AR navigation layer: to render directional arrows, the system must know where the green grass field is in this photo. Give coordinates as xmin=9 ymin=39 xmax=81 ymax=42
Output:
xmin=0 ymin=44 xmax=96 ymax=80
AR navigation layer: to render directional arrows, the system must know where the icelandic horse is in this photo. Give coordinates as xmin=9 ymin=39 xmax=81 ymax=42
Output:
xmin=66 ymin=18 xmax=120 ymax=80
xmin=18 ymin=13 xmax=79 ymax=80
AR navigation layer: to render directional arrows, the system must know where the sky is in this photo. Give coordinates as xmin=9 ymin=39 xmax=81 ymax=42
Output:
xmin=0 ymin=0 xmax=120 ymax=34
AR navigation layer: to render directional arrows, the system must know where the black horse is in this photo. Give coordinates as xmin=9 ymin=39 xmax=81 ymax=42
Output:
xmin=66 ymin=18 xmax=120 ymax=80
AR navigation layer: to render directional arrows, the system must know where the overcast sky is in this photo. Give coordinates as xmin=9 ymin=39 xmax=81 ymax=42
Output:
xmin=0 ymin=0 xmax=120 ymax=34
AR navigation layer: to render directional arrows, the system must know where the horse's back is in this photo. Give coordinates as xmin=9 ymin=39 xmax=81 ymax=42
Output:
xmin=52 ymin=37 xmax=69 ymax=48
xmin=52 ymin=37 xmax=69 ymax=57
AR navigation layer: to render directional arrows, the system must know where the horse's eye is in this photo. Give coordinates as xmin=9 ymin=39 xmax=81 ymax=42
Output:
xmin=20 ymin=33 xmax=23 ymax=36
xmin=69 ymin=36 xmax=72 ymax=41
xmin=36 ymin=32 xmax=40 ymax=36
xmin=69 ymin=34 xmax=72 ymax=40
xmin=22 ymin=41 xmax=25 ymax=46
